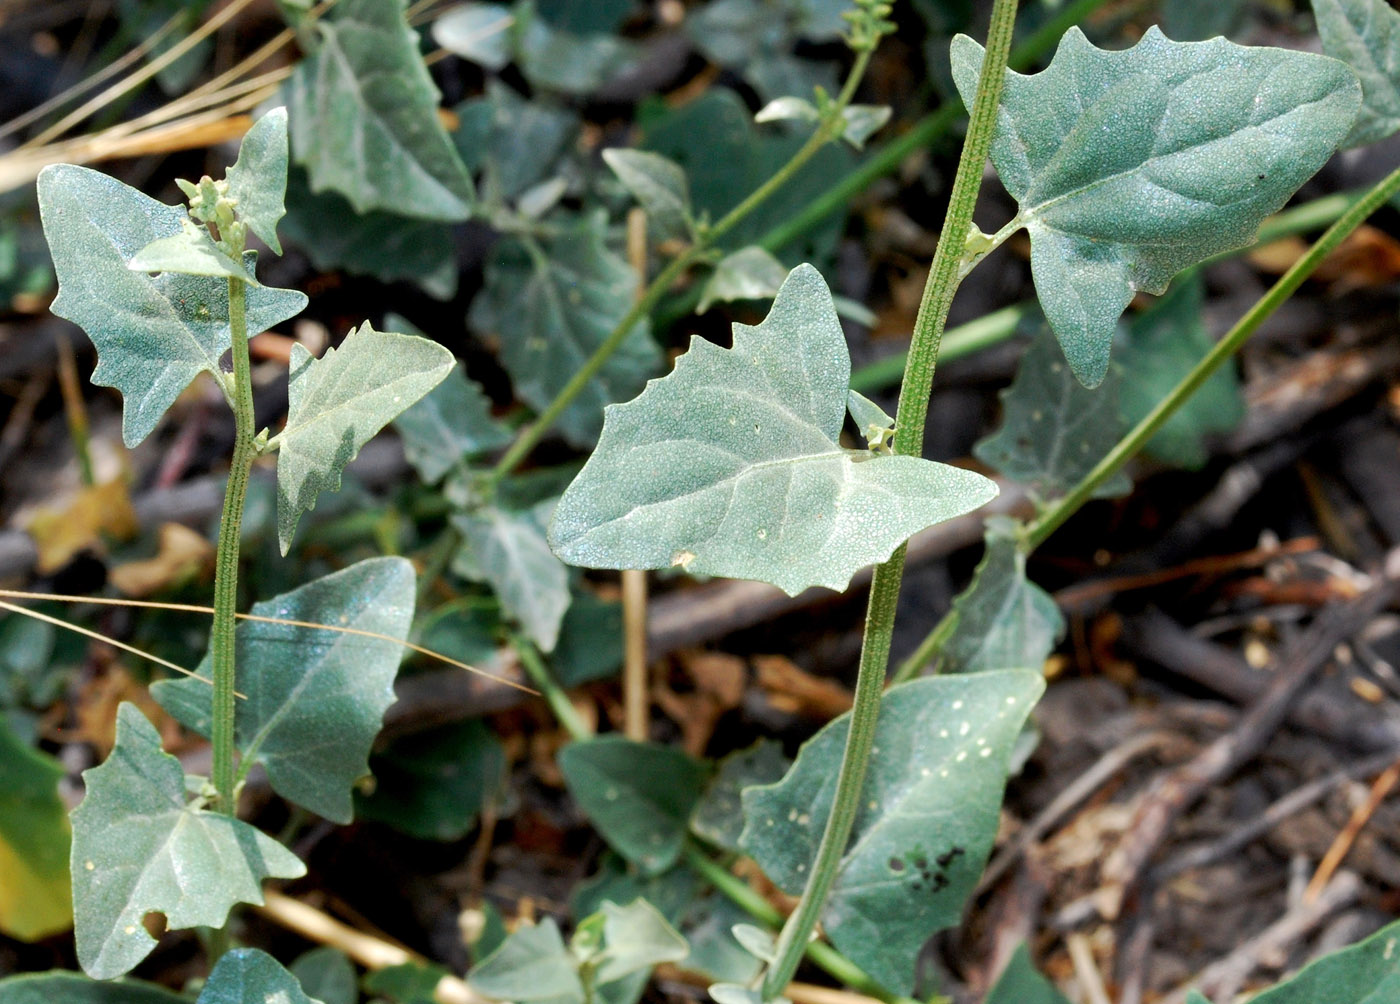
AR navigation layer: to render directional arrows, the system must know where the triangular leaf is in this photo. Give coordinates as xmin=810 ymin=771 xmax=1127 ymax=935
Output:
xmin=0 ymin=718 xmax=71 ymax=942
xmin=273 ymin=322 xmax=454 ymax=553
xmin=36 ymin=164 xmax=307 ymax=446
xmin=739 ymin=671 xmax=1044 ymax=994
xmin=469 ymin=212 xmax=660 ymax=447
xmin=453 ymin=82 xmax=581 ymax=203
xmin=697 ymin=246 xmax=789 ymax=313
xmin=1314 ymin=0 xmax=1400 ymax=148
xmin=289 ymin=947 xmax=358 ymax=1004
xmin=689 ymin=739 xmax=790 ymax=854
xmin=1247 ymin=918 xmax=1400 ymax=1002
xmin=558 ymin=736 xmax=709 ymax=875
xmin=602 ymin=148 xmax=694 ymax=242
xmin=594 ymin=899 xmax=689 ymax=984
xmin=127 ymin=218 xmax=259 ymax=283
xmin=986 ymin=944 xmax=1071 ymax=1004
xmin=70 ymin=704 xmax=305 ymax=979
xmin=469 ymin=917 xmax=585 ymax=1003
xmin=286 ymin=0 xmax=475 ymax=220
xmin=974 ymin=325 xmax=1131 ymax=504
xmin=198 ymin=948 xmax=325 ymax=1004
xmin=226 ymin=107 xmax=290 ymax=254
xmin=514 ymin=0 xmax=642 ymax=95
xmin=433 ymin=3 xmax=514 ymax=70
xmin=0 ymin=973 xmax=188 ymax=1004
xmin=951 ymin=27 xmax=1361 ymax=386
xmin=394 ymin=363 xmax=511 ymax=483
xmin=549 ymin=265 xmax=998 ymax=596
xmin=153 ymin=557 xmax=415 ymax=823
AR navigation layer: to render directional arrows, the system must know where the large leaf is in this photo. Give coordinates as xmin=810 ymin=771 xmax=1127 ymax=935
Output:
xmin=290 ymin=948 xmax=358 ymax=1004
xmin=0 ymin=973 xmax=188 ymax=1004
xmin=36 ymin=165 xmax=307 ymax=446
xmin=1118 ymin=272 xmax=1244 ymax=469
xmin=393 ymin=363 xmax=511 ymax=484
xmin=225 ymin=107 xmax=290 ymax=254
xmin=549 ymin=265 xmax=997 ymax=596
xmin=938 ymin=525 xmax=1064 ymax=675
xmin=0 ymin=718 xmax=71 ymax=942
xmin=70 ymin=704 xmax=305 ymax=979
xmin=1245 ymin=918 xmax=1400 ymax=1002
xmin=469 ymin=918 xmax=584 ymax=1003
xmin=199 ymin=949 xmax=325 ymax=1004
xmin=974 ymin=325 xmax=1131 ymax=504
xmin=470 ymin=212 xmax=660 ymax=447
xmin=951 ymin=27 xmax=1362 ymax=387
xmin=1313 ymin=0 xmax=1400 ymax=148
xmin=272 ymin=322 xmax=454 ymax=553
xmin=451 ymin=501 xmax=570 ymax=653
xmin=286 ymin=0 xmax=474 ymax=220
xmin=514 ymin=0 xmax=641 ymax=95
xmin=153 ymin=558 xmax=415 ymax=823
xmin=739 ymin=671 xmax=1044 ymax=994
xmin=452 ymin=82 xmax=580 ymax=203
xmin=558 ymin=736 xmax=709 ymax=875
xmin=986 ymin=944 xmax=1071 ymax=1004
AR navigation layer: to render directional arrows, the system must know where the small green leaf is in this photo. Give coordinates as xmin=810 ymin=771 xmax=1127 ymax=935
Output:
xmin=846 ymin=389 xmax=895 ymax=450
xmin=0 ymin=973 xmax=188 ymax=1004
xmin=986 ymin=944 xmax=1070 ymax=1004
xmin=226 ymin=107 xmax=290 ymax=254
xmin=514 ymin=0 xmax=641 ymax=95
xmin=939 ymin=524 xmax=1064 ymax=676
xmin=682 ymin=896 xmax=764 ymax=984
xmin=754 ymin=97 xmax=819 ymax=124
xmin=549 ymin=265 xmax=997 ymax=596
xmin=469 ymin=212 xmax=660 ymax=447
xmin=153 ymin=557 xmax=415 ymax=823
xmin=839 ymin=105 xmax=892 ymax=149
xmin=70 ymin=704 xmax=305 ymax=979
xmin=452 ymin=501 xmax=571 ymax=653
xmin=356 ymin=720 xmax=505 ymax=841
xmin=1247 ymin=918 xmax=1400 ymax=1002
xmin=973 ymin=325 xmax=1131 ymax=503
xmin=602 ymin=148 xmax=693 ymax=242
xmin=592 ymin=900 xmax=688 ymax=984
xmin=128 ymin=218 xmax=259 ymax=283
xmin=364 ymin=963 xmax=452 ymax=1004
xmin=0 ymin=718 xmax=71 ymax=942
xmin=553 ymin=590 xmax=624 ymax=687
xmin=36 ymin=164 xmax=307 ymax=446
xmin=393 ymin=362 xmax=510 ymax=484
xmin=739 ymin=671 xmax=1044 ymax=994
xmin=290 ymin=947 xmax=358 ymax=1004
xmin=1313 ymin=0 xmax=1400 ymax=147
xmin=469 ymin=917 xmax=585 ymax=1003
xmin=273 ymin=322 xmax=454 ymax=553
xmin=1185 ymin=994 xmax=1211 ymax=1004
xmin=198 ymin=948 xmax=325 ymax=1004
xmin=951 ymin=27 xmax=1362 ymax=386
xmin=558 ymin=736 xmax=709 ymax=875
xmin=690 ymin=740 xmax=790 ymax=854
xmin=697 ymin=246 xmax=789 ymax=313
xmin=453 ymin=82 xmax=580 ymax=203
xmin=286 ymin=0 xmax=475 ymax=220
xmin=432 ymin=3 xmax=514 ymax=71
xmin=1118 ymin=273 xmax=1244 ymax=469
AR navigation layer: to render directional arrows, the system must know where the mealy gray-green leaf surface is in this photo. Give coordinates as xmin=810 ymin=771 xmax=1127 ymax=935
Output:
xmin=393 ymin=362 xmax=510 ymax=483
xmin=470 ymin=212 xmax=660 ymax=447
xmin=593 ymin=899 xmax=690 ymax=985
xmin=951 ymin=27 xmax=1362 ymax=387
xmin=153 ymin=558 xmax=415 ymax=823
xmin=1243 ymin=917 xmax=1400 ymax=1003
xmin=198 ymin=949 xmax=325 ymax=1004
xmin=739 ymin=671 xmax=1044 ymax=994
xmin=0 ymin=973 xmax=188 ymax=1004
xmin=273 ymin=322 xmax=453 ymax=553
xmin=690 ymin=739 xmax=789 ymax=853
xmin=974 ymin=325 xmax=1131 ymax=503
xmin=126 ymin=218 xmax=258 ymax=283
xmin=70 ymin=704 xmax=304 ymax=979
xmin=1313 ymin=0 xmax=1400 ymax=148
xmin=36 ymin=164 xmax=306 ymax=446
xmin=603 ymin=148 xmax=694 ymax=243
xmin=225 ymin=106 xmax=290 ymax=254
xmin=286 ymin=0 xmax=474 ymax=220
xmin=549 ymin=265 xmax=997 ymax=595
xmin=469 ymin=918 xmax=584 ymax=1003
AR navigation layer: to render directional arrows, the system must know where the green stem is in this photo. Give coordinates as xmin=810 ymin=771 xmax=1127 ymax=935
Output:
xmin=512 ymin=634 xmax=593 ymax=743
xmin=1027 ymin=163 xmax=1400 ymax=551
xmin=759 ymin=3 xmax=1020 ymax=998
xmin=210 ymin=275 xmax=256 ymax=817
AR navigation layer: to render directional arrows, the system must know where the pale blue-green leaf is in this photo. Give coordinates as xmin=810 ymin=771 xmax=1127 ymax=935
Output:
xmin=840 ymin=105 xmax=892 ymax=149
xmin=286 ymin=0 xmax=474 ymax=220
xmin=754 ymin=97 xmax=819 ymax=124
xmin=469 ymin=213 xmax=660 ymax=447
xmin=549 ymin=265 xmax=998 ymax=596
xmin=553 ymin=590 xmax=623 ymax=687
xmin=558 ymin=736 xmax=709 ymax=875
xmin=740 ymin=671 xmax=1044 ymax=994
xmin=1313 ymin=0 xmax=1400 ymax=147
xmin=70 ymin=704 xmax=305 ymax=979
xmin=469 ymin=917 xmax=585 ymax=1003
xmin=731 ymin=924 xmax=776 ymax=964
xmin=198 ymin=948 xmax=324 ymax=1004
xmin=453 ymin=82 xmax=580 ymax=203
xmin=0 ymin=973 xmax=188 ymax=1004
xmin=226 ymin=107 xmax=290 ymax=254
xmin=1186 ymin=994 xmax=1211 ymax=1004
xmin=273 ymin=322 xmax=454 ymax=553
xmin=36 ymin=164 xmax=306 ymax=446
xmin=515 ymin=0 xmax=641 ymax=95
xmin=1118 ymin=273 xmax=1244 ymax=469
xmin=939 ymin=525 xmax=1064 ymax=676
xmin=0 ymin=717 xmax=70 ymax=942
xmin=681 ymin=896 xmax=763 ymax=984
xmin=846 ymin=389 xmax=894 ymax=448
xmin=433 ymin=3 xmax=514 ymax=70
xmin=153 ymin=558 xmax=415 ymax=823
xmin=1246 ymin=918 xmax=1400 ymax=1002
xmin=951 ymin=27 xmax=1362 ymax=387
xmin=697 ymin=246 xmax=788 ymax=313
xmin=602 ymin=148 xmax=693 ymax=242
xmin=973 ymin=325 xmax=1131 ymax=503
xmin=986 ymin=944 xmax=1070 ymax=1004
xmin=128 ymin=218 xmax=259 ymax=284
xmin=689 ymin=739 xmax=789 ymax=853
xmin=451 ymin=500 xmax=570 ymax=653
xmin=290 ymin=947 xmax=358 ymax=1004
xmin=517 ymin=177 xmax=567 ymax=219
xmin=357 ymin=719 xmax=505 ymax=841
xmin=594 ymin=899 xmax=689 ymax=984
xmin=393 ymin=362 xmax=510 ymax=483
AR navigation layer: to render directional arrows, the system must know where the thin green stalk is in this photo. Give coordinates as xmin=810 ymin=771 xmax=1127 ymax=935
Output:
xmin=511 ymin=634 xmax=593 ymax=742
xmin=210 ymin=275 xmax=256 ymax=816
xmin=759 ymin=3 xmax=1020 ymax=998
